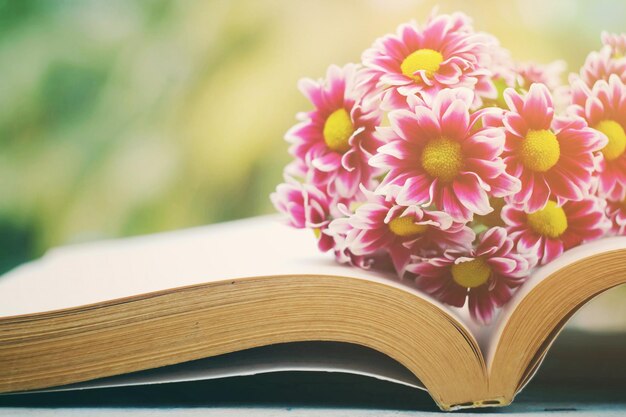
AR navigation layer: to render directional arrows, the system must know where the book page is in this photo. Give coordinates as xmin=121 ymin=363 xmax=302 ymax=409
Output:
xmin=483 ymin=236 xmax=626 ymax=365
xmin=31 ymin=342 xmax=424 ymax=393
xmin=0 ymin=215 xmax=458 ymax=322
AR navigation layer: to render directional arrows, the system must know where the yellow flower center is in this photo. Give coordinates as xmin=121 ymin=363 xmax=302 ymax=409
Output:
xmin=421 ymin=137 xmax=464 ymax=182
xmin=401 ymin=48 xmax=443 ymax=81
xmin=595 ymin=119 xmax=626 ymax=161
xmin=526 ymin=201 xmax=568 ymax=238
xmin=388 ymin=216 xmax=429 ymax=237
xmin=323 ymin=108 xmax=354 ymax=153
xmin=313 ymin=228 xmax=321 ymax=239
xmin=519 ymin=129 xmax=560 ymax=172
xmin=451 ymin=258 xmax=491 ymax=289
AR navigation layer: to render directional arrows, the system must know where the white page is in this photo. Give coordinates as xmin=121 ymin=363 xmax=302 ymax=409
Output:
xmin=0 ymin=215 xmax=457 ymax=321
xmin=29 ymin=342 xmax=424 ymax=393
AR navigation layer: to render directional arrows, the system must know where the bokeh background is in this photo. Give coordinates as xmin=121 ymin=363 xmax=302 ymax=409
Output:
xmin=1 ymin=0 xmax=625 ymax=284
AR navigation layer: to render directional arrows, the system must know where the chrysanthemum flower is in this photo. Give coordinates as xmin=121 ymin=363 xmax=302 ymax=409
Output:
xmin=330 ymin=191 xmax=474 ymax=274
xmin=602 ymin=31 xmax=626 ymax=57
xmin=371 ymin=88 xmax=520 ymax=221
xmin=502 ymin=197 xmax=611 ymax=265
xmin=361 ymin=13 xmax=496 ymax=106
xmin=606 ymin=196 xmax=626 ymax=235
xmin=496 ymin=83 xmax=606 ymax=212
xmin=407 ymin=227 xmax=534 ymax=324
xmin=576 ymin=45 xmax=626 ymax=88
xmin=516 ymin=60 xmax=566 ymax=91
xmin=480 ymin=46 xmax=520 ymax=109
xmin=331 ymin=229 xmax=383 ymax=270
xmin=287 ymin=64 xmax=382 ymax=199
xmin=271 ymin=179 xmax=334 ymax=252
xmin=569 ymin=75 xmax=626 ymax=200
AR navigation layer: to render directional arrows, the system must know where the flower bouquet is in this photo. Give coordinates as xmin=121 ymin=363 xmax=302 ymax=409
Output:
xmin=272 ymin=11 xmax=626 ymax=325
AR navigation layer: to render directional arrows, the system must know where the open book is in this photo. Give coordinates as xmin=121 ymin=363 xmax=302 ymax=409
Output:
xmin=1 ymin=216 xmax=625 ymax=410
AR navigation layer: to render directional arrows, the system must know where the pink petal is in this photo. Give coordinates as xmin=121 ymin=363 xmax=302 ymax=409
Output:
xmin=452 ymin=173 xmax=492 ymax=216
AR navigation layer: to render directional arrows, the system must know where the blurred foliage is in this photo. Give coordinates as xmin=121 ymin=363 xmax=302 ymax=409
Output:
xmin=1 ymin=0 xmax=625 ymax=273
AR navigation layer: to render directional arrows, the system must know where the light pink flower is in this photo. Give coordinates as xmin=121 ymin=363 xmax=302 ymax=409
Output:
xmin=502 ymin=197 xmax=611 ymax=265
xmin=271 ymin=179 xmax=334 ymax=252
xmin=516 ymin=60 xmax=566 ymax=91
xmin=361 ymin=13 xmax=496 ymax=107
xmin=606 ymin=196 xmax=626 ymax=235
xmin=496 ymin=83 xmax=606 ymax=212
xmin=480 ymin=45 xmax=520 ymax=109
xmin=331 ymin=229 xmax=388 ymax=271
xmin=407 ymin=227 xmax=534 ymax=324
xmin=371 ymin=88 xmax=520 ymax=222
xmin=569 ymin=75 xmax=626 ymax=200
xmin=287 ymin=64 xmax=383 ymax=199
xmin=575 ymin=45 xmax=626 ymax=88
xmin=330 ymin=191 xmax=474 ymax=275
xmin=602 ymin=31 xmax=626 ymax=58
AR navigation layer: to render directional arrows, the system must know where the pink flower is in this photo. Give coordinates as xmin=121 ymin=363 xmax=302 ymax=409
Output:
xmin=576 ymin=46 xmax=626 ymax=88
xmin=606 ymin=196 xmax=626 ymax=235
xmin=602 ymin=31 xmax=626 ymax=57
xmin=569 ymin=75 xmax=626 ymax=200
xmin=271 ymin=179 xmax=335 ymax=252
xmin=287 ymin=64 xmax=382 ymax=199
xmin=371 ymin=88 xmax=520 ymax=222
xmin=361 ymin=13 xmax=496 ymax=107
xmin=502 ymin=197 xmax=611 ymax=265
xmin=516 ymin=60 xmax=566 ymax=91
xmin=330 ymin=191 xmax=474 ymax=275
xmin=407 ymin=227 xmax=534 ymax=324
xmin=481 ymin=46 xmax=520 ymax=109
xmin=496 ymin=83 xmax=606 ymax=212
xmin=331 ymin=230 xmax=387 ymax=271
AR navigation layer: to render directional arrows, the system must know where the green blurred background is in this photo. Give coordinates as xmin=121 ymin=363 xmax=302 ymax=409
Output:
xmin=1 ymin=0 xmax=625 ymax=274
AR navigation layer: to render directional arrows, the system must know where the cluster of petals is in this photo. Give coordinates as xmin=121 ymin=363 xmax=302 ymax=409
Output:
xmin=329 ymin=189 xmax=474 ymax=275
xmin=516 ymin=60 xmax=566 ymax=91
xmin=273 ymin=16 xmax=624 ymax=325
xmin=494 ymin=83 xmax=606 ymax=212
xmin=606 ymin=197 xmax=626 ymax=235
xmin=286 ymin=64 xmax=383 ymax=199
xmin=407 ymin=227 xmax=535 ymax=324
xmin=371 ymin=87 xmax=520 ymax=221
xmin=575 ymin=45 xmax=626 ymax=88
xmin=502 ymin=197 xmax=611 ymax=264
xmin=602 ymin=31 xmax=626 ymax=57
xmin=361 ymin=12 xmax=496 ymax=108
xmin=569 ymin=75 xmax=626 ymax=200
xmin=271 ymin=178 xmax=335 ymax=252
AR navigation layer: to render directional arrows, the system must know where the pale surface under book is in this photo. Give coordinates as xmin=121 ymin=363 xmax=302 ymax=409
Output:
xmin=1 ymin=215 xmax=626 ymax=411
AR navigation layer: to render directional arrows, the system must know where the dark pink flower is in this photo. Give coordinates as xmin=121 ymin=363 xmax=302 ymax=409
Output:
xmin=497 ymin=83 xmax=606 ymax=212
xmin=271 ymin=179 xmax=334 ymax=252
xmin=330 ymin=191 xmax=474 ymax=275
xmin=361 ymin=13 xmax=496 ymax=107
xmin=287 ymin=64 xmax=383 ymax=199
xmin=407 ymin=227 xmax=534 ymax=324
xmin=569 ymin=75 xmax=626 ymax=200
xmin=371 ymin=88 xmax=520 ymax=221
xmin=502 ymin=197 xmax=611 ymax=265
